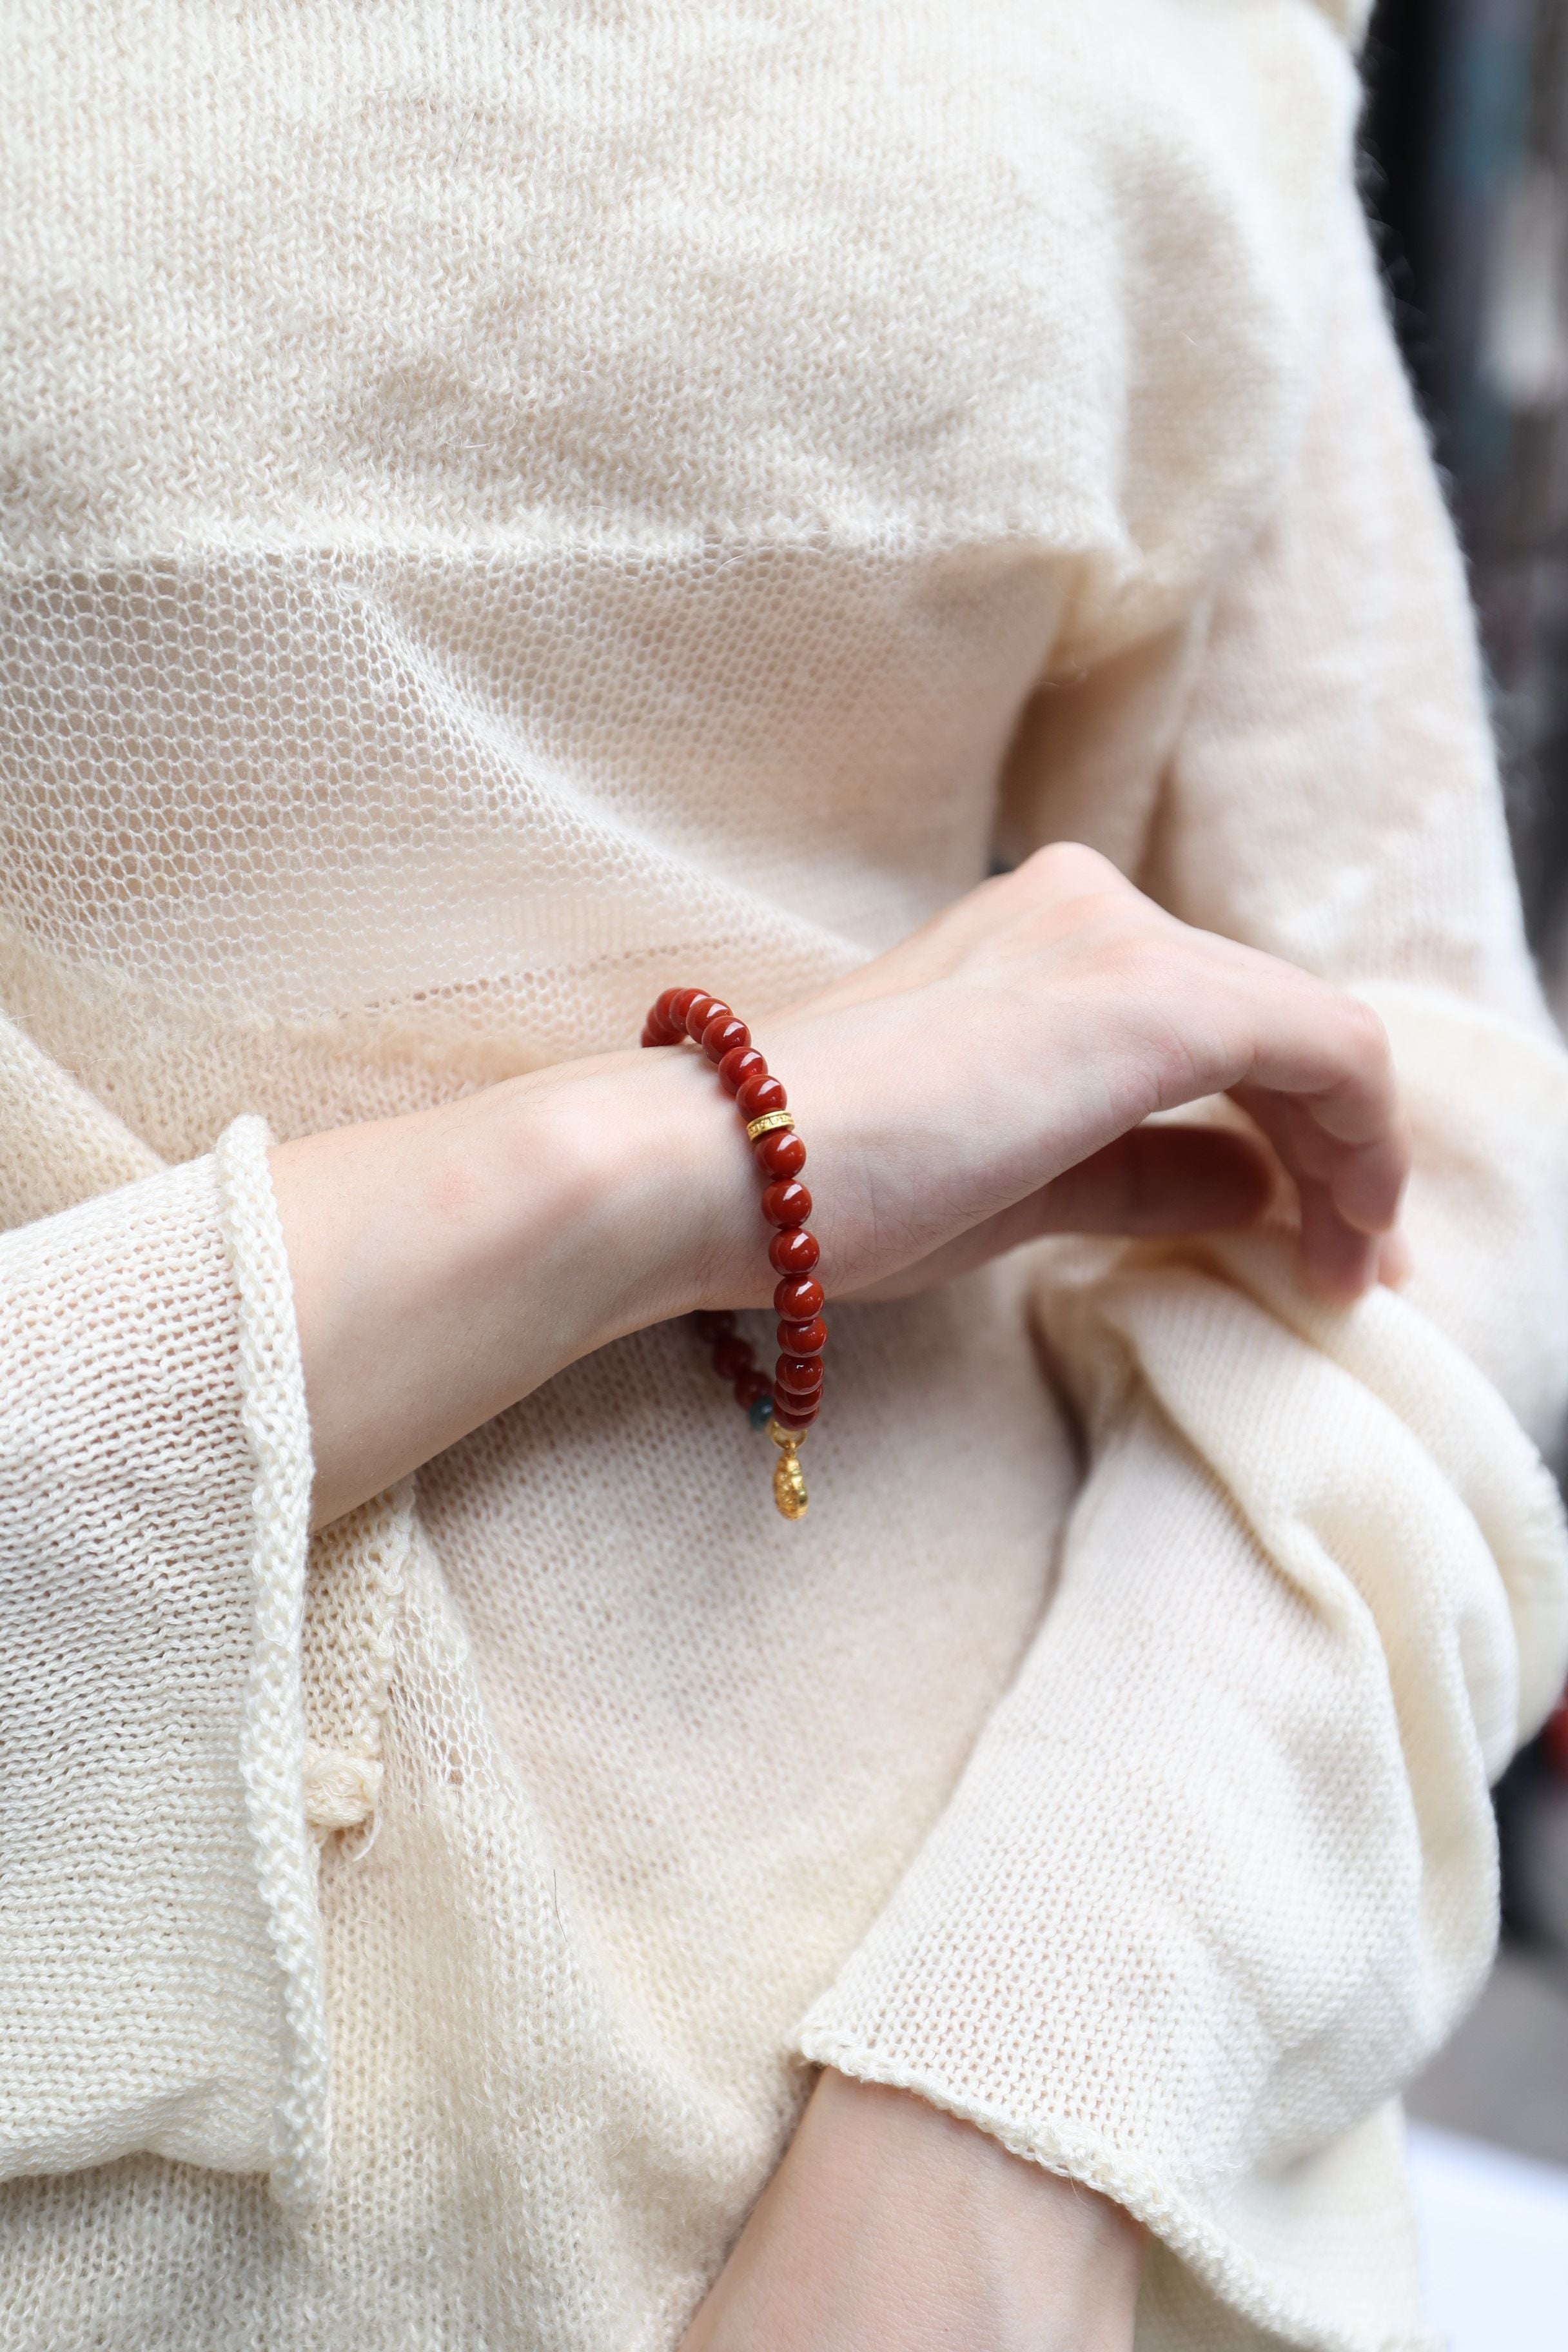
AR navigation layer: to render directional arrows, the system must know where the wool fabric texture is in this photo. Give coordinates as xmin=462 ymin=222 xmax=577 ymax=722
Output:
xmin=3 ymin=4 xmax=1568 ymax=2347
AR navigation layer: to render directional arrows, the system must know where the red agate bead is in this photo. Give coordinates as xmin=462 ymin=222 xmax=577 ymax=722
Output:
xmin=685 ymin=993 xmax=725 ymax=1041
xmin=704 ymin=1013 xmax=750 ymax=1063
xmin=761 ymin=1179 xmax=811 ymax=1228
xmin=774 ymin=1355 xmax=823 ymax=1397
xmin=755 ymin=1128 xmax=806 ymax=1179
xmin=772 ymin=1396 xmax=820 ymax=1429
xmin=778 ymin=1316 xmax=827 ymax=1355
xmin=774 ymin=1273 xmax=824 ymax=1319
xmin=720 ymin=1045 xmax=766 ymax=1097
xmin=711 ymin=1336 xmax=754 ymax=1381
xmin=737 ymin=1072 xmax=787 ymax=1121
xmin=769 ymin=1227 xmax=819 ymax=1275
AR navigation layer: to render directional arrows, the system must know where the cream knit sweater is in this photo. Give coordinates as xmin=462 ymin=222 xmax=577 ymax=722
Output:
xmin=3 ymin=4 xmax=1568 ymax=2347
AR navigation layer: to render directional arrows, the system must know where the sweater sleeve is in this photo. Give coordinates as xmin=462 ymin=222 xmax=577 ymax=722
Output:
xmin=796 ymin=189 xmax=1568 ymax=2349
xmin=0 ymin=1057 xmax=326 ymax=2210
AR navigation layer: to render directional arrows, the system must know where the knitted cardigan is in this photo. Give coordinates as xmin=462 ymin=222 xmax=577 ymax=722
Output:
xmin=3 ymin=4 xmax=1567 ymax=2347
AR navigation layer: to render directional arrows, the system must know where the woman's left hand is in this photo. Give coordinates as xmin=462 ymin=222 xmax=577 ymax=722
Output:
xmin=678 ymin=2069 xmax=1145 ymax=2352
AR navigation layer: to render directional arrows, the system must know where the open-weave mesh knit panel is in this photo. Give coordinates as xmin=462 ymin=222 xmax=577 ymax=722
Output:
xmin=0 ymin=544 xmax=1050 ymax=1155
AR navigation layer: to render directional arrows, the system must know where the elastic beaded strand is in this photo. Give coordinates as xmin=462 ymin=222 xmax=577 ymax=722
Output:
xmin=642 ymin=988 xmax=824 ymax=1518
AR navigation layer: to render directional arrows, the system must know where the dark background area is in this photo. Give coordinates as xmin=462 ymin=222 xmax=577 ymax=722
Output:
xmin=1365 ymin=0 xmax=1568 ymax=957
xmin=1361 ymin=0 xmax=1568 ymax=2150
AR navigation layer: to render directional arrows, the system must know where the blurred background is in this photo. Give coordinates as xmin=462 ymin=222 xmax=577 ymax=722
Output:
xmin=1361 ymin=3 xmax=1568 ymax=2330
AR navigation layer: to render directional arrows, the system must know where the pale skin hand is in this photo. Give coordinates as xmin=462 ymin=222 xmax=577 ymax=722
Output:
xmin=274 ymin=842 xmax=1409 ymax=1527
xmin=678 ymin=2070 xmax=1146 ymax=2352
xmin=269 ymin=841 xmax=1409 ymax=2345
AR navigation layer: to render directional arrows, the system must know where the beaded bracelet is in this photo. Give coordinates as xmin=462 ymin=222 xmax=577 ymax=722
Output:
xmin=640 ymin=986 xmax=823 ymax=1520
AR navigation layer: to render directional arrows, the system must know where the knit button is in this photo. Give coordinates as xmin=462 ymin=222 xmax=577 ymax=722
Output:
xmin=774 ymin=1274 xmax=825 ymax=1319
xmin=777 ymin=1316 xmax=827 ymax=1355
xmin=754 ymin=1128 xmax=806 ymax=1179
xmin=761 ymin=1179 xmax=811 ymax=1228
xmin=769 ymin=1228 xmax=819 ymax=1275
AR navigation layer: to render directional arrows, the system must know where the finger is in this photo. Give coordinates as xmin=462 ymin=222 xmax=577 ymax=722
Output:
xmin=1230 ymin=1087 xmax=1406 ymax=1301
xmin=838 ymin=1126 xmax=1275 ymax=1303
xmin=1031 ymin=1124 xmax=1274 ymax=1236
xmin=1228 ymin=986 xmax=1408 ymax=1236
xmin=1297 ymin=1172 xmax=1382 ymax=1301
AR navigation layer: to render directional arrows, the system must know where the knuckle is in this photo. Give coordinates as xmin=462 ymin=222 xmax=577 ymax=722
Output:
xmin=1021 ymin=838 xmax=1129 ymax=901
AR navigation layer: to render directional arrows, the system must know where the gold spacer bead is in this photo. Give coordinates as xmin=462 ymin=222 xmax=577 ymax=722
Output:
xmin=745 ymin=1109 xmax=796 ymax=1142
xmin=767 ymin=1419 xmax=809 ymax=1449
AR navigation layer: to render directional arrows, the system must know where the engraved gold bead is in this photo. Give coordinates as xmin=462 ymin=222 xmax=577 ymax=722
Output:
xmin=745 ymin=1109 xmax=796 ymax=1142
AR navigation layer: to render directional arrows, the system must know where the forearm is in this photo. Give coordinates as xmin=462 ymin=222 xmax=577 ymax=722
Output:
xmin=271 ymin=1043 xmax=746 ymax=1528
xmin=682 ymin=2069 xmax=1144 ymax=2352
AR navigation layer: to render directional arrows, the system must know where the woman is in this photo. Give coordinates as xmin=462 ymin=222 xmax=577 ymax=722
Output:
xmin=2 ymin=2 xmax=1565 ymax=2347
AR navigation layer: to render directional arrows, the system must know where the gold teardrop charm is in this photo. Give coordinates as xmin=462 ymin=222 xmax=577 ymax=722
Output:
xmin=768 ymin=1422 xmax=809 ymax=1520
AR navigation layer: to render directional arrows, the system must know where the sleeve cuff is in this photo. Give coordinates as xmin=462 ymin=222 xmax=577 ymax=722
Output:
xmin=0 ymin=1117 xmax=326 ymax=2204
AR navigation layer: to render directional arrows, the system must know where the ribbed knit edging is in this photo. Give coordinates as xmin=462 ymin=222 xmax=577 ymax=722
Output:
xmin=794 ymin=2038 xmax=1440 ymax=2352
xmin=212 ymin=1115 xmax=329 ymax=2211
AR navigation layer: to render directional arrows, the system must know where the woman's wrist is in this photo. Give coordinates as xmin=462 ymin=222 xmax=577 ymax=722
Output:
xmin=270 ymin=1039 xmax=750 ymax=1527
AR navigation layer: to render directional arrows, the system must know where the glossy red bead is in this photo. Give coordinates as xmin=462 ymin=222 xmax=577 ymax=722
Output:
xmin=773 ymin=1274 xmax=825 ymax=1320
xmin=703 ymin=1014 xmax=749 ymax=1063
xmin=685 ymin=993 xmax=724 ymax=1041
xmin=754 ymin=1128 xmax=806 ymax=1179
xmin=639 ymin=1024 xmax=663 ymax=1048
xmin=769 ymin=1227 xmax=819 ymax=1275
xmin=735 ymin=1369 xmax=772 ymax=1408
xmin=667 ymin=986 xmax=703 ymax=1030
xmin=720 ymin=1045 xmax=766 ymax=1097
xmin=737 ymin=1072 xmax=787 ymax=1121
xmin=711 ymin=1336 xmax=754 ymax=1381
xmin=772 ymin=1396 xmax=820 ymax=1429
xmin=693 ymin=1309 xmax=736 ymax=1344
xmin=777 ymin=1316 xmax=827 ymax=1355
xmin=775 ymin=1348 xmax=823 ymax=1387
xmin=653 ymin=987 xmax=686 ymax=1028
xmin=762 ymin=1179 xmax=811 ymax=1228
